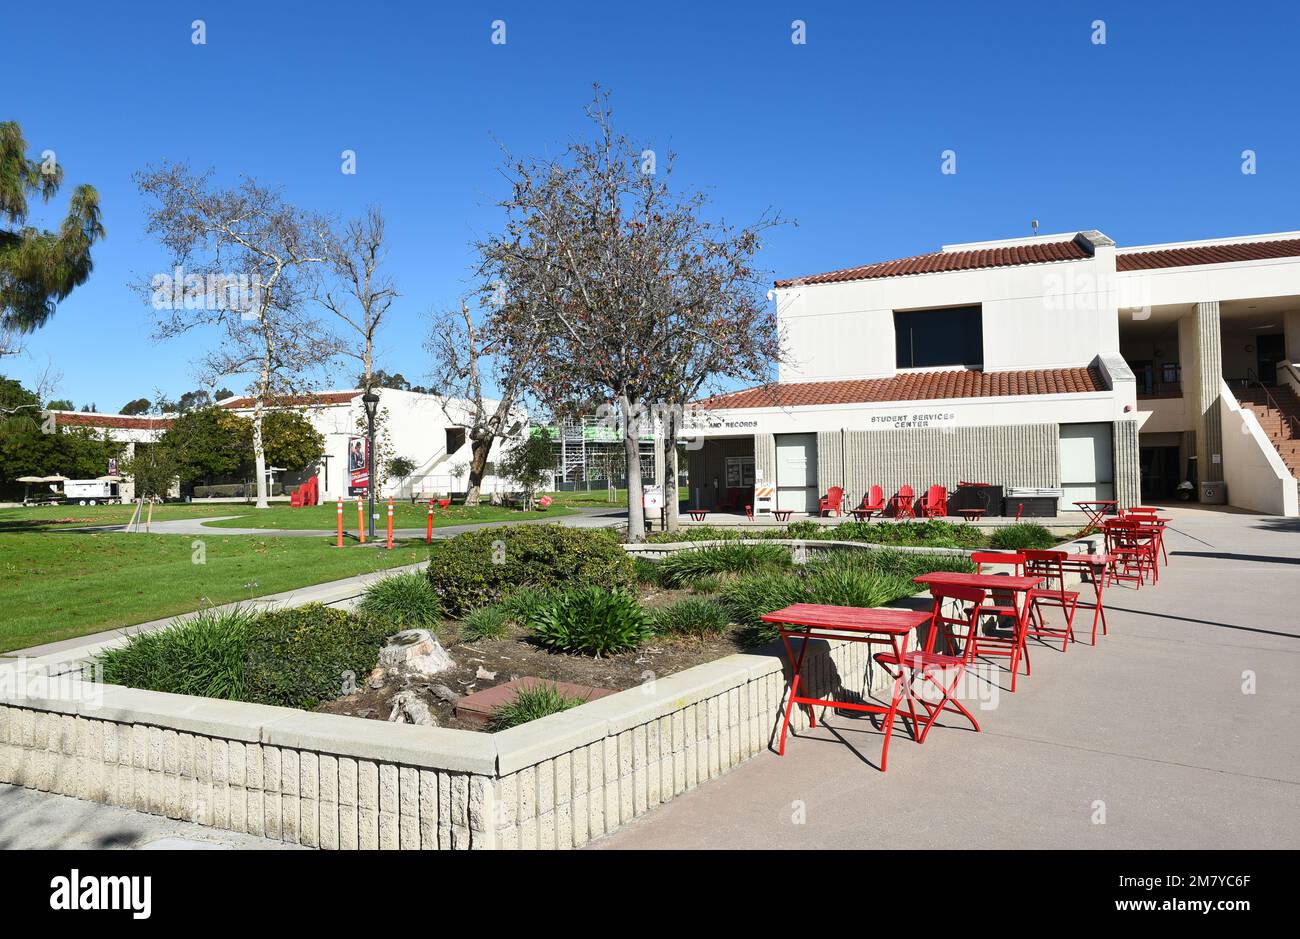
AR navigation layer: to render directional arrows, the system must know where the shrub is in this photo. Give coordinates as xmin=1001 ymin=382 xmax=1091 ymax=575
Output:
xmin=718 ymin=572 xmax=810 ymax=645
xmin=650 ymin=597 xmax=732 ymax=639
xmin=989 ymin=523 xmax=1056 ymax=551
xmin=428 ymin=525 xmax=636 ymax=616
xmin=657 ymin=542 xmax=792 ymax=587
xmin=95 ymin=606 xmax=255 ymax=700
xmin=461 ymin=604 xmax=511 ymax=641
xmin=357 ymin=571 xmax=441 ymax=627
xmin=784 ymin=520 xmax=821 ymax=538
xmin=804 ymin=553 xmax=915 ymax=612
xmin=529 ymin=587 xmax=651 ymax=656
xmin=489 ymin=682 xmax=587 ymax=731
xmin=689 ymin=574 xmax=722 ymax=594
xmin=632 ymin=556 xmax=665 ymax=586
xmin=496 ymin=586 xmax=555 ymax=624
xmin=827 ymin=519 xmax=984 ymax=548
xmin=244 ymin=604 xmax=392 ymax=709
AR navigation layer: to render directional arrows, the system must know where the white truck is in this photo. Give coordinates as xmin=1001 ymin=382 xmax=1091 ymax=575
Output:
xmin=63 ymin=479 xmax=123 ymax=505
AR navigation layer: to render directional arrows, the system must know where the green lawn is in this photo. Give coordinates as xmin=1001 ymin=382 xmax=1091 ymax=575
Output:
xmin=0 ymin=501 xmax=575 ymax=533
xmin=0 ymin=531 xmax=429 ymax=653
xmin=0 ymin=503 xmax=238 ymax=532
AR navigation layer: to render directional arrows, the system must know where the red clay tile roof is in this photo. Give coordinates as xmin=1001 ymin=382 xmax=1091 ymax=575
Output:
xmin=775 ymin=239 xmax=1091 ymax=287
xmin=696 ymin=367 xmax=1106 ymax=410
xmin=219 ymin=391 xmax=358 ymax=409
xmin=54 ymin=412 xmax=174 ymax=431
xmin=1117 ymin=238 xmax=1300 ymax=271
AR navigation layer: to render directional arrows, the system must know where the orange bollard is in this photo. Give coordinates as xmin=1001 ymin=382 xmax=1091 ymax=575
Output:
xmin=357 ymin=498 xmax=365 ymax=544
xmin=386 ymin=497 xmax=394 ymax=550
xmin=336 ymin=496 xmax=344 ymax=547
xmin=426 ymin=498 xmax=434 ymax=544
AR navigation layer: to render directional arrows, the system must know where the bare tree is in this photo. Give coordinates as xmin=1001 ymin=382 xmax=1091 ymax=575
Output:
xmin=319 ymin=206 xmax=398 ymax=393
xmin=478 ymin=88 xmax=786 ymax=540
xmin=426 ymin=300 xmax=532 ymax=506
xmin=135 ymin=163 xmax=336 ymax=508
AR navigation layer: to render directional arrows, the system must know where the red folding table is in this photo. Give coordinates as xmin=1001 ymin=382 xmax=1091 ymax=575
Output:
xmin=1059 ymin=552 xmax=1114 ymax=644
xmin=1073 ymin=500 xmax=1118 ymax=534
xmin=762 ymin=603 xmax=931 ymax=767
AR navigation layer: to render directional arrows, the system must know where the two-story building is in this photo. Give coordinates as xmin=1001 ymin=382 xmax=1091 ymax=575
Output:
xmin=687 ymin=229 xmax=1300 ymax=517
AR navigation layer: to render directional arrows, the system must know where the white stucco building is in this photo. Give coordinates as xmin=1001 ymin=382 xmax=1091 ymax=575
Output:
xmin=687 ymin=229 xmax=1300 ymax=517
xmin=54 ymin=389 xmax=526 ymax=502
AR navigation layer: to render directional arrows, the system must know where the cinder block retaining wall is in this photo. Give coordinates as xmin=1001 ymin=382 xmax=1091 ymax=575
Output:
xmin=0 ymin=536 xmax=1102 ymax=849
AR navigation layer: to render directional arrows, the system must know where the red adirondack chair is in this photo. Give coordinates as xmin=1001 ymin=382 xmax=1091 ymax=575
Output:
xmin=819 ymin=485 xmax=844 ymax=517
xmin=921 ymin=484 xmax=948 ymax=518
xmin=893 ymin=484 xmax=917 ymax=519
xmin=851 ymin=485 xmax=886 ymax=521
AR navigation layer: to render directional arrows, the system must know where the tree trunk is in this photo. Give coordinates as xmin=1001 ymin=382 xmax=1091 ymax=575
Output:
xmin=663 ymin=406 xmax=680 ymax=532
xmin=252 ymin=404 xmax=269 ymax=509
xmin=621 ymin=393 xmax=645 ymax=542
xmin=464 ymin=436 xmax=491 ymax=506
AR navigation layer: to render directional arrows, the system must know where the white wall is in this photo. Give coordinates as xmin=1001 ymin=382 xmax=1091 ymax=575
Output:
xmin=1219 ymin=382 xmax=1298 ymax=516
xmin=775 ymin=245 xmax=1119 ymax=383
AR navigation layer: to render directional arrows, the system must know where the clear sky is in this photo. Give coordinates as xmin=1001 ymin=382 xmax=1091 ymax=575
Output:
xmin=6 ymin=0 xmax=1299 ymax=410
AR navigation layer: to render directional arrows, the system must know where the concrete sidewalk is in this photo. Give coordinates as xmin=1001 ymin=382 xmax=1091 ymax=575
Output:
xmin=594 ymin=508 xmax=1300 ymax=849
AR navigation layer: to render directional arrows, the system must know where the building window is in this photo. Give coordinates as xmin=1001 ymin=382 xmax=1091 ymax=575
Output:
xmin=894 ymin=305 xmax=983 ymax=369
xmin=725 ymin=456 xmax=755 ymax=488
xmin=446 ymin=427 xmax=466 ymax=453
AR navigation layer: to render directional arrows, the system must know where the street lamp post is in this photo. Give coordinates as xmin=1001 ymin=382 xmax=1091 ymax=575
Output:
xmin=362 ymin=391 xmax=380 ymax=541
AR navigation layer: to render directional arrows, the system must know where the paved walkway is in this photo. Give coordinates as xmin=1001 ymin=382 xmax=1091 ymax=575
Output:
xmin=594 ymin=507 xmax=1300 ymax=849
xmin=0 ymin=784 xmax=298 ymax=849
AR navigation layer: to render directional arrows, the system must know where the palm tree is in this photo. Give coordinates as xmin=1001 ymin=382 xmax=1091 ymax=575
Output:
xmin=0 ymin=121 xmax=105 ymax=344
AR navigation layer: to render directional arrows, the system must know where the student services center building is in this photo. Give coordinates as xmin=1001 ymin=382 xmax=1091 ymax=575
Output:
xmin=687 ymin=229 xmax=1300 ymax=518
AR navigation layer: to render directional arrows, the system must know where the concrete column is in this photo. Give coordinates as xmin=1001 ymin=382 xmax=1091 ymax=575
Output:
xmin=1191 ymin=301 xmax=1226 ymax=498
xmin=1112 ymin=420 xmax=1141 ymax=509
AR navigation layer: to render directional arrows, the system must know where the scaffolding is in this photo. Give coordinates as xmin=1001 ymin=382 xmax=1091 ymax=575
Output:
xmin=544 ymin=416 xmax=656 ymax=485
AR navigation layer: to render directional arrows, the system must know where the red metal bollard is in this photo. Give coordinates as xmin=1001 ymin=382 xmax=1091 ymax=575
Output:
xmin=426 ymin=498 xmax=434 ymax=544
xmin=336 ymin=496 xmax=344 ymax=547
xmin=386 ymin=497 xmax=394 ymax=550
xmin=357 ymin=498 xmax=365 ymax=544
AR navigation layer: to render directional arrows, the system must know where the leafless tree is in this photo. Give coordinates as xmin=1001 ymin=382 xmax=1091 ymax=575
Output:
xmin=478 ymin=88 xmax=787 ymax=539
xmin=134 ymin=163 xmax=337 ymax=508
xmin=319 ymin=206 xmax=398 ymax=393
xmin=426 ymin=300 xmax=533 ymax=506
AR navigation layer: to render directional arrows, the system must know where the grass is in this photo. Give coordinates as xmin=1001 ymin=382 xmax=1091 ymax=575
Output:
xmin=650 ymin=597 xmax=732 ymax=640
xmin=357 ymin=571 xmax=441 ymax=628
xmin=95 ymin=606 xmax=256 ymax=700
xmin=488 ymin=682 xmax=588 ymax=731
xmin=541 ymin=487 xmax=686 ymax=508
xmin=0 ymin=531 xmax=427 ymax=653
xmin=0 ymin=503 xmax=238 ymax=532
xmin=656 ymin=542 xmax=792 ymax=587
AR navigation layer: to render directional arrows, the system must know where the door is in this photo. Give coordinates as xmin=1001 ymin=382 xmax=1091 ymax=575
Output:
xmin=1257 ymin=333 xmax=1286 ymax=383
xmin=1139 ymin=445 xmax=1179 ymax=501
xmin=1060 ymin=423 xmax=1114 ymax=505
xmin=775 ymin=433 xmax=818 ymax=512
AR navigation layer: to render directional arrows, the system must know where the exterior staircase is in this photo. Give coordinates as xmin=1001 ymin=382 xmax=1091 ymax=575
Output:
xmin=1233 ymin=384 xmax=1300 ymax=480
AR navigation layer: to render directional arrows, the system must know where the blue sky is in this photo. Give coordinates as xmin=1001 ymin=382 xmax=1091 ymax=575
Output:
xmin=7 ymin=0 xmax=1299 ymax=409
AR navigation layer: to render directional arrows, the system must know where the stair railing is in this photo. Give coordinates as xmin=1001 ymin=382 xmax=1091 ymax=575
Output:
xmin=1243 ymin=367 xmax=1300 ymax=438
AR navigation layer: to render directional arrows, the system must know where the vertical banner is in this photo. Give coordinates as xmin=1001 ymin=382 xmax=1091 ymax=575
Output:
xmin=347 ymin=435 xmax=370 ymax=495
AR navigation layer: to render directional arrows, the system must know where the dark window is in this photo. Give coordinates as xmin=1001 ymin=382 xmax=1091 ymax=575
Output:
xmin=446 ymin=427 xmax=467 ymax=453
xmin=894 ymin=305 xmax=983 ymax=369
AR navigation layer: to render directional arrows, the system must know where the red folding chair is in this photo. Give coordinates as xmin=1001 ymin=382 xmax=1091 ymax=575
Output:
xmin=921 ymin=484 xmax=948 ymax=518
xmin=893 ymin=484 xmax=917 ymax=519
xmin=964 ymin=554 xmax=1033 ymax=690
xmin=873 ymin=585 xmax=984 ymax=766
xmin=1022 ymin=550 xmax=1080 ymax=651
xmin=1104 ymin=518 xmax=1153 ymax=588
xmin=819 ymin=485 xmax=844 ymax=517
